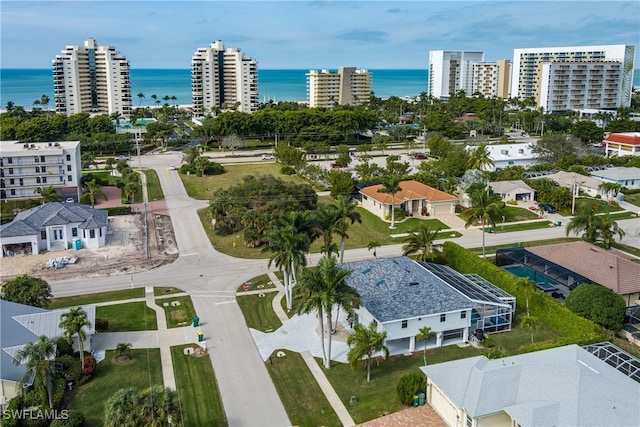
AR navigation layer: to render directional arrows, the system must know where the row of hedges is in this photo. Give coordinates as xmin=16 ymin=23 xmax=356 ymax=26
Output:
xmin=441 ymin=242 xmax=606 ymax=352
xmin=102 ymin=206 xmax=132 ymax=216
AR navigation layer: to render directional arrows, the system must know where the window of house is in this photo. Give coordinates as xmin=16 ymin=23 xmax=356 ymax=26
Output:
xmin=99 ymin=228 xmax=102 ymax=237
xmin=68 ymin=175 xmax=73 ymax=182
xmin=89 ymin=230 xmax=95 ymax=238
xmin=40 ymin=230 xmax=47 ymax=239
xmin=7 ymin=157 xmax=12 ymax=164
xmin=461 ymin=311 xmax=467 ymax=319
xmin=35 ymin=166 xmax=40 ymax=173
xmin=66 ymin=154 xmax=71 ymax=161
xmin=8 ymin=168 xmax=13 ymax=174
xmin=401 ymin=320 xmax=408 ymax=328
xmin=10 ymin=189 xmax=15 ymax=195
xmin=72 ymin=228 xmax=78 ymax=237
xmin=34 ymin=156 xmax=40 ymax=163
xmin=440 ymin=314 xmax=446 ymax=322
xmin=9 ymin=179 xmax=14 ymax=185
xmin=19 ymin=178 xmax=23 ymax=186
xmin=41 ymin=166 xmax=46 ymax=173
xmin=36 ymin=177 xmax=41 ymax=184
xmin=40 ymin=156 xmax=45 ymax=163
xmin=42 ymin=177 xmax=47 ymax=183
xmin=67 ymin=165 xmax=72 ymax=171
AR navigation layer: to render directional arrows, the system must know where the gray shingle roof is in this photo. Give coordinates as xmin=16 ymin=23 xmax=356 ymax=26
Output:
xmin=341 ymin=257 xmax=473 ymax=322
xmin=1 ymin=202 xmax=108 ymax=237
xmin=421 ymin=345 xmax=640 ymax=427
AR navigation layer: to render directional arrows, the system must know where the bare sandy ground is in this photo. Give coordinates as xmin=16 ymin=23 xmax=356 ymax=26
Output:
xmin=1 ymin=214 xmax=178 ymax=282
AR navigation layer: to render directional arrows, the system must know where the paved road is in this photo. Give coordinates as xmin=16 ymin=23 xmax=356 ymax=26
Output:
xmin=47 ymin=150 xmax=640 ymax=426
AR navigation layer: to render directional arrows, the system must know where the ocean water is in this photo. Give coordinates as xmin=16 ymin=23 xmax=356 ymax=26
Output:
xmin=2 ymin=68 xmax=639 ymax=110
xmin=0 ymin=69 xmax=429 ymax=109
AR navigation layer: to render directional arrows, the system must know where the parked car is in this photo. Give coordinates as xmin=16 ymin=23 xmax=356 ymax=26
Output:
xmin=169 ymin=164 xmax=176 ymax=170
xmin=539 ymin=204 xmax=556 ymax=213
xmin=65 ymin=197 xmax=75 ymax=203
xmin=412 ymin=152 xmax=428 ymax=160
xmin=116 ymin=155 xmax=130 ymax=161
xmin=261 ymin=154 xmax=275 ymax=160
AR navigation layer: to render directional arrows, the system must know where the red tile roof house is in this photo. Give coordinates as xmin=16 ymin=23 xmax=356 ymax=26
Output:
xmin=604 ymin=132 xmax=640 ymax=157
xmin=527 ymin=241 xmax=640 ymax=306
xmin=359 ymin=180 xmax=458 ymax=222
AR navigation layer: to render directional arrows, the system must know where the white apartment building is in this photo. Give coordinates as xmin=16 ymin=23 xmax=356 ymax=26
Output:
xmin=0 ymin=141 xmax=82 ymax=201
xmin=307 ymin=67 xmax=371 ymax=108
xmin=511 ymin=44 xmax=636 ymax=111
xmin=471 ymin=59 xmax=511 ymax=98
xmin=428 ymin=51 xmax=484 ymax=99
xmin=191 ymin=41 xmax=259 ymax=115
xmin=52 ymin=38 xmax=132 ymax=117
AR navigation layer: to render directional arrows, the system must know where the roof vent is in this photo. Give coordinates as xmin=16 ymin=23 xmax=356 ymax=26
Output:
xmin=362 ymin=268 xmax=371 ymax=275
xmin=375 ymin=280 xmax=385 ymax=287
xmin=409 ymin=282 xmax=419 ymax=286
xmin=30 ymin=144 xmax=35 ymax=148
xmin=24 ymin=143 xmax=29 ymax=148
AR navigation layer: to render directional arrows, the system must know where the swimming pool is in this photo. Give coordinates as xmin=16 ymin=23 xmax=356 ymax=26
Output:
xmin=503 ymin=265 xmax=559 ymax=287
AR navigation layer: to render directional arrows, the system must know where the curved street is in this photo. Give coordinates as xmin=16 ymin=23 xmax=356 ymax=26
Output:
xmin=47 ymin=150 xmax=640 ymax=426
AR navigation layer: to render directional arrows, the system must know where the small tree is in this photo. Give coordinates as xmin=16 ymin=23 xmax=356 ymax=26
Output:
xmin=415 ymin=326 xmax=436 ymax=366
xmin=59 ymin=307 xmax=91 ymax=370
xmin=115 ymin=342 xmax=133 ymax=360
xmin=1 ymin=275 xmax=52 ymax=308
xmin=520 ymin=315 xmax=538 ymax=344
xmin=367 ymin=240 xmax=380 ymax=258
xmin=347 ymin=321 xmax=389 ymax=382
xmin=396 ymin=372 xmax=426 ymax=405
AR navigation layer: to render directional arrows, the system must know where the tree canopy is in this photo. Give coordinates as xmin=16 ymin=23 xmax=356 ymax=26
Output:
xmin=1 ymin=275 xmax=52 ymax=308
xmin=565 ymin=284 xmax=626 ymax=331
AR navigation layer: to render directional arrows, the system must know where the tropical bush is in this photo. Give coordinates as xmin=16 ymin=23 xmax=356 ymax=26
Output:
xmin=396 ymin=371 xmax=426 ymax=405
xmin=565 ymin=284 xmax=626 ymax=331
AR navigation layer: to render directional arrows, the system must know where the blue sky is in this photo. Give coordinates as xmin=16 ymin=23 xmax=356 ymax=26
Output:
xmin=1 ymin=0 xmax=639 ymax=69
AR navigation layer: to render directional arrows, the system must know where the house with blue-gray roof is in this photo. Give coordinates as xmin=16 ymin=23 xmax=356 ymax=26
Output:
xmin=0 ymin=300 xmax=95 ymax=404
xmin=342 ymin=257 xmax=514 ymax=355
xmin=0 ymin=202 xmax=108 ymax=257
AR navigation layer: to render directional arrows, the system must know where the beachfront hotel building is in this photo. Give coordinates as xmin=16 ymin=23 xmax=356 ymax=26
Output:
xmin=52 ymin=38 xmax=132 ymax=117
xmin=0 ymin=140 xmax=82 ymax=202
xmin=191 ymin=41 xmax=259 ymax=115
xmin=511 ymin=44 xmax=636 ymax=112
xmin=306 ymin=67 xmax=372 ymax=108
xmin=428 ymin=51 xmax=485 ymax=99
xmin=471 ymin=59 xmax=511 ymax=98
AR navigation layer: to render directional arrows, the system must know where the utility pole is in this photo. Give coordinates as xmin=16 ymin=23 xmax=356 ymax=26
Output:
xmin=135 ymin=130 xmax=150 ymax=259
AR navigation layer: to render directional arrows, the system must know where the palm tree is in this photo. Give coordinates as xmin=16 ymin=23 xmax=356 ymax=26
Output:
xmin=104 ymin=387 xmax=141 ymax=427
xmin=565 ymin=204 xmax=625 ymax=248
xmin=151 ymin=94 xmax=157 ymax=107
xmin=314 ymin=204 xmax=339 ymax=257
xmin=193 ymin=155 xmax=210 ymax=176
xmin=13 ymin=335 xmax=57 ymax=408
xmin=367 ymin=240 xmax=380 ymax=258
xmin=334 ymin=195 xmax=362 ymax=264
xmin=139 ymin=386 xmax=181 ymax=426
xmin=109 ymin=111 xmax=123 ymax=128
xmin=402 ymin=223 xmax=440 ymax=262
xmin=347 ymin=321 xmax=389 ymax=382
xmin=460 ymin=188 xmax=504 ymax=258
xmin=33 ymin=185 xmax=61 ymax=203
xmin=40 ymin=94 xmax=50 ymax=111
xmin=378 ymin=175 xmax=403 ymax=229
xmin=467 ymin=143 xmax=495 ymax=171
xmin=415 ymin=326 xmax=436 ymax=366
xmin=81 ymin=179 xmax=108 ymax=207
xmin=521 ymin=315 xmax=538 ymax=344
xmin=137 ymin=92 xmax=145 ymax=106
xmin=295 ymin=266 xmax=329 ymax=364
xmin=596 ymin=214 xmax=626 ymax=249
xmin=300 ymin=256 xmax=360 ymax=369
xmin=115 ymin=342 xmax=133 ymax=360
xmin=59 ymin=307 xmax=91 ymax=370
xmin=598 ymin=182 xmax=622 ymax=202
xmin=124 ymin=181 xmax=138 ymax=204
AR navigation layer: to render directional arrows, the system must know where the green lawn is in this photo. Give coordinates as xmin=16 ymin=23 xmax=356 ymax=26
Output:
xmin=266 ymin=350 xmax=342 ymax=427
xmin=144 ymin=168 xmax=165 ymax=201
xmin=495 ymin=220 xmax=554 ymax=233
xmin=153 ymin=286 xmax=185 ymax=296
xmin=96 ymin=302 xmax=158 ymax=331
xmin=574 ymin=197 xmax=623 ymax=213
xmin=171 ymin=345 xmax=227 ymax=427
xmin=501 ymin=205 xmax=540 ymax=222
xmin=489 ymin=312 xmax=562 ymax=354
xmin=49 ymin=288 xmax=144 ymax=309
xmin=236 ymin=274 xmax=276 ymax=292
xmin=606 ymin=211 xmax=638 ymax=221
xmin=236 ymin=292 xmax=282 ymax=332
xmin=69 ymin=348 xmax=163 ymax=426
xmin=156 ymin=295 xmax=197 ymax=328
xmin=321 ymin=346 xmax=482 ymax=424
xmin=623 ymin=192 xmax=640 ymax=208
xmin=181 ymin=163 xmax=308 ymax=199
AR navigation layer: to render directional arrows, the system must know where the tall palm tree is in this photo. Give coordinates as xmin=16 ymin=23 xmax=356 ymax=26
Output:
xmin=137 ymin=92 xmax=145 ymax=106
xmin=367 ymin=240 xmax=380 ymax=258
xmin=124 ymin=181 xmax=138 ymax=204
xmin=151 ymin=94 xmax=157 ymax=106
xmin=467 ymin=143 xmax=495 ymax=171
xmin=33 ymin=185 xmax=61 ymax=203
xmin=416 ymin=326 xmax=436 ymax=366
xmin=334 ymin=195 xmax=362 ymax=264
xmin=295 ymin=266 xmax=328 ymax=363
xmin=104 ymin=387 xmax=141 ymax=427
xmin=593 ymin=214 xmax=625 ymax=249
xmin=13 ymin=335 xmax=57 ymax=408
xmin=40 ymin=94 xmax=50 ymax=111
xmin=140 ymin=386 xmax=181 ymax=426
xmin=460 ymin=188 xmax=504 ymax=258
xmin=521 ymin=315 xmax=538 ymax=344
xmin=565 ymin=204 xmax=626 ymax=248
xmin=81 ymin=179 xmax=108 ymax=207
xmin=598 ymin=182 xmax=622 ymax=202
xmin=378 ymin=175 xmax=403 ymax=229
xmin=347 ymin=321 xmax=389 ymax=382
xmin=300 ymin=256 xmax=360 ymax=369
xmin=402 ymin=223 xmax=440 ymax=262
xmin=314 ymin=204 xmax=339 ymax=257
xmin=59 ymin=307 xmax=91 ymax=370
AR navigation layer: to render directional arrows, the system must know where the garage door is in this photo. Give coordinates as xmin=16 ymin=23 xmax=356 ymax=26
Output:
xmin=433 ymin=203 xmax=451 ymax=215
xmin=430 ymin=384 xmax=458 ymax=426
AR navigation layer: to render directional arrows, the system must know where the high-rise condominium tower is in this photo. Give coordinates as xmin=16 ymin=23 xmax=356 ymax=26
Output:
xmin=191 ymin=41 xmax=258 ymax=115
xmin=307 ymin=67 xmax=372 ymax=108
xmin=428 ymin=51 xmax=485 ymax=99
xmin=52 ymin=38 xmax=132 ymax=117
xmin=511 ymin=44 xmax=636 ymax=112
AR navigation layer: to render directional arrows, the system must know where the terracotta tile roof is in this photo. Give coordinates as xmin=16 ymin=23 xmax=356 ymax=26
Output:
xmin=360 ymin=180 xmax=457 ymax=205
xmin=527 ymin=241 xmax=640 ymax=295
xmin=605 ymin=132 xmax=640 ymax=146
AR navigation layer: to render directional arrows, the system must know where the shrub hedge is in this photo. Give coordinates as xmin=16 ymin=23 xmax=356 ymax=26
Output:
xmin=102 ymin=206 xmax=132 ymax=216
xmin=441 ymin=242 xmax=605 ymax=352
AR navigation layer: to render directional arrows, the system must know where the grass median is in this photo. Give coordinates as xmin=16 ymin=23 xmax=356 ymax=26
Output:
xmin=49 ymin=288 xmax=144 ymax=309
xmin=96 ymin=301 xmax=158 ymax=331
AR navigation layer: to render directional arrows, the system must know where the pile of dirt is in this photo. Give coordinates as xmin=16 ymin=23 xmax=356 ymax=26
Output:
xmin=1 ymin=213 xmax=178 ymax=282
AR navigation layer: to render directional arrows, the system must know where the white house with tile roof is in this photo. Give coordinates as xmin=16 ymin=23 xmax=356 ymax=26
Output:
xmin=342 ymin=257 xmax=514 ymax=355
xmin=421 ymin=344 xmax=640 ymax=427
xmin=589 ymin=166 xmax=640 ymax=190
xmin=0 ymin=201 xmax=108 ymax=257
xmin=0 ymin=300 xmax=95 ymax=404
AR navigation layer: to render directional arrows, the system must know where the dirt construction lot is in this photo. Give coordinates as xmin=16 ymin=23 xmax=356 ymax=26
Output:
xmin=1 ymin=213 xmax=178 ymax=282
